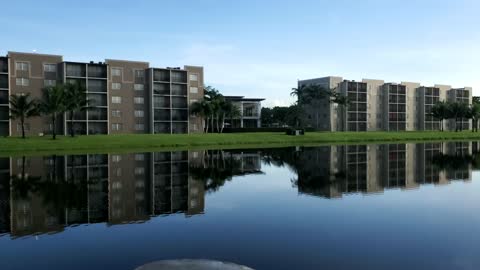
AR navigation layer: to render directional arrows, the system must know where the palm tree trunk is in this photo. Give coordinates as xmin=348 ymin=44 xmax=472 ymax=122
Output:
xmin=220 ymin=113 xmax=225 ymax=133
xmin=69 ymin=110 xmax=75 ymax=137
xmin=21 ymin=116 xmax=25 ymax=139
xmin=52 ymin=114 xmax=57 ymax=140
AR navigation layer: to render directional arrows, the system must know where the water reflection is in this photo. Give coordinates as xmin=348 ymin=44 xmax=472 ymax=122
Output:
xmin=0 ymin=142 xmax=479 ymax=239
xmin=0 ymin=150 xmax=262 ymax=238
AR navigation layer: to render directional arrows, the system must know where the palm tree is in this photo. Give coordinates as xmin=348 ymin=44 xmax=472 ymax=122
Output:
xmin=64 ymin=81 xmax=88 ymax=137
xmin=467 ymin=103 xmax=480 ymax=132
xmin=190 ymin=100 xmax=211 ymax=133
xmin=291 ymin=84 xmax=333 ymax=129
xmin=220 ymin=101 xmax=241 ymax=133
xmin=39 ymin=85 xmax=65 ymax=139
xmin=448 ymin=102 xmax=469 ymax=132
xmin=431 ymin=101 xmax=449 ymax=131
xmin=9 ymin=93 xmax=39 ymax=139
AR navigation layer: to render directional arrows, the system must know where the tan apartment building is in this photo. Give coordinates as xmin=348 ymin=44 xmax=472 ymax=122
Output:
xmin=298 ymin=76 xmax=473 ymax=131
xmin=0 ymin=51 xmax=204 ymax=137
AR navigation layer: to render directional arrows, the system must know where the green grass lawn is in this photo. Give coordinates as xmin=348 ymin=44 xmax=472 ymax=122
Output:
xmin=1 ymin=131 xmax=480 ymax=156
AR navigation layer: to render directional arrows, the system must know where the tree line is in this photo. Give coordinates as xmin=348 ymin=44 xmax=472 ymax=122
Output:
xmin=431 ymin=101 xmax=480 ymax=132
xmin=262 ymin=85 xmax=349 ymax=128
xmin=9 ymin=82 xmax=88 ymax=139
xmin=190 ymin=86 xmax=241 ymax=133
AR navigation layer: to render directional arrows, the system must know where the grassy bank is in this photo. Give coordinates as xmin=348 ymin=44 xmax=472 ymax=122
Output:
xmin=1 ymin=131 xmax=480 ymax=156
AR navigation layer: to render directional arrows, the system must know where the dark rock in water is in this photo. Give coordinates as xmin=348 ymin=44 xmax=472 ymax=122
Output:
xmin=135 ymin=259 xmax=254 ymax=270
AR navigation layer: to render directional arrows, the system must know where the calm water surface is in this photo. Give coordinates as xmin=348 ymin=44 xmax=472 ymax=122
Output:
xmin=1 ymin=142 xmax=480 ymax=270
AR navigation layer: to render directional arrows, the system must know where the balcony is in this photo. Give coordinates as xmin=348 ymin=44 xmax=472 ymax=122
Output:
xmin=88 ymin=108 xmax=108 ymax=121
xmin=154 ymin=109 xmax=171 ymax=121
xmin=0 ymin=91 xmax=8 ymax=105
xmin=154 ymin=96 xmax=170 ymax=108
xmin=154 ymin=122 xmax=171 ymax=134
xmin=66 ymin=63 xmax=86 ymax=77
xmin=88 ymin=94 xmax=107 ymax=107
xmin=0 ymin=107 xmax=8 ymax=120
xmin=154 ymin=70 xmax=170 ymax=82
xmin=0 ymin=74 xmax=8 ymax=89
xmin=0 ymin=58 xmax=7 ymax=73
xmin=172 ymin=122 xmax=188 ymax=134
xmin=172 ymin=97 xmax=187 ymax=108
xmin=88 ymin=65 xmax=107 ymax=78
xmin=88 ymin=122 xmax=108 ymax=135
xmin=172 ymin=109 xmax=188 ymax=121
xmin=171 ymin=71 xmax=187 ymax=83
xmin=171 ymin=84 xmax=187 ymax=96
xmin=154 ymin=83 xmax=170 ymax=95
xmin=88 ymin=79 xmax=107 ymax=93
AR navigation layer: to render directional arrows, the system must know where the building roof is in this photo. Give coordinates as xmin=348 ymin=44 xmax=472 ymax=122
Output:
xmin=224 ymin=96 xmax=265 ymax=102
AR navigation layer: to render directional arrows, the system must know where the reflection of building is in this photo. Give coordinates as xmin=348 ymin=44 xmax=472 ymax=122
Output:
xmin=0 ymin=157 xmax=10 ymax=235
xmin=0 ymin=51 xmax=204 ymax=136
xmin=298 ymin=76 xmax=472 ymax=131
xmin=0 ymin=151 xmax=207 ymax=238
xmin=224 ymin=96 xmax=264 ymax=128
xmin=292 ymin=142 xmax=474 ymax=199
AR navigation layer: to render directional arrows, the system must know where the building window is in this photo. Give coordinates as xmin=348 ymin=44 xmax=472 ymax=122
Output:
xmin=190 ymin=87 xmax=198 ymax=94
xmin=114 ymin=168 xmax=122 ymax=177
xmin=134 ymin=110 xmax=144 ymax=118
xmin=112 ymin=83 xmax=121 ymax=90
xmin=134 ymin=97 xmax=144 ymax=104
xmin=189 ymin=74 xmax=198 ymax=81
xmin=44 ymin=80 xmax=56 ymax=87
xmin=134 ymin=84 xmax=144 ymax=91
xmin=16 ymin=62 xmax=29 ymax=71
xmin=112 ymin=123 xmax=122 ymax=131
xmin=135 ymin=70 xmax=145 ymax=78
xmin=111 ymin=68 xmax=122 ymax=77
xmin=135 ymin=124 xmax=145 ymax=131
xmin=16 ymin=78 xmax=29 ymax=86
xmin=112 ymin=110 xmax=121 ymax=117
xmin=134 ymin=167 xmax=145 ymax=175
xmin=135 ymin=154 xmax=145 ymax=161
xmin=43 ymin=64 xmax=57 ymax=72
xmin=112 ymin=155 xmax=122 ymax=162
xmin=112 ymin=96 xmax=122 ymax=104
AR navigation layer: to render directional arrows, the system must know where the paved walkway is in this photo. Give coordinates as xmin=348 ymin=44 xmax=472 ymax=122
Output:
xmin=135 ymin=259 xmax=254 ymax=270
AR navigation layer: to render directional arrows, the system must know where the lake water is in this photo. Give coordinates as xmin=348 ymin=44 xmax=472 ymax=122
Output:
xmin=1 ymin=142 xmax=480 ymax=270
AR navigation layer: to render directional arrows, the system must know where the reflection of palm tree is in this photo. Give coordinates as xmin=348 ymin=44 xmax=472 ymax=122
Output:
xmin=11 ymin=156 xmax=41 ymax=199
xmin=189 ymin=150 xmax=245 ymax=192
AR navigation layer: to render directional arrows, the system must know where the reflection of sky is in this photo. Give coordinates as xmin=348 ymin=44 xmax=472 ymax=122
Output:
xmin=2 ymin=165 xmax=480 ymax=270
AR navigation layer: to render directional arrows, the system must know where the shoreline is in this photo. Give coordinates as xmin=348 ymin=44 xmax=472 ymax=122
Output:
xmin=1 ymin=131 xmax=480 ymax=157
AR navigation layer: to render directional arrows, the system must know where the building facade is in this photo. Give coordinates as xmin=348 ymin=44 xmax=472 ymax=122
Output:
xmin=224 ymin=96 xmax=264 ymax=128
xmin=298 ymin=76 xmax=473 ymax=131
xmin=0 ymin=51 xmax=204 ymax=137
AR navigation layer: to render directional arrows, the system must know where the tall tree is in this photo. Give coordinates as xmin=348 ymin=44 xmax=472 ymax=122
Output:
xmin=448 ymin=102 xmax=469 ymax=132
xmin=467 ymin=103 xmax=480 ymax=132
xmin=64 ymin=81 xmax=88 ymax=137
xmin=190 ymin=100 xmax=212 ymax=133
xmin=39 ymin=85 xmax=65 ymax=139
xmin=291 ymin=84 xmax=332 ymax=129
xmin=9 ymin=93 xmax=39 ymax=139
xmin=431 ymin=101 xmax=449 ymax=132
xmin=220 ymin=101 xmax=241 ymax=133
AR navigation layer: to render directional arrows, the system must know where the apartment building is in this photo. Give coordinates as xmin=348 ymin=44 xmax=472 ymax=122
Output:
xmin=224 ymin=96 xmax=264 ymax=128
xmin=298 ymin=76 xmax=473 ymax=131
xmin=0 ymin=51 xmax=204 ymax=137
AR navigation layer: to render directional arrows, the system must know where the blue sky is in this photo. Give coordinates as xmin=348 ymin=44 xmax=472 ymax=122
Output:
xmin=1 ymin=0 xmax=479 ymax=107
